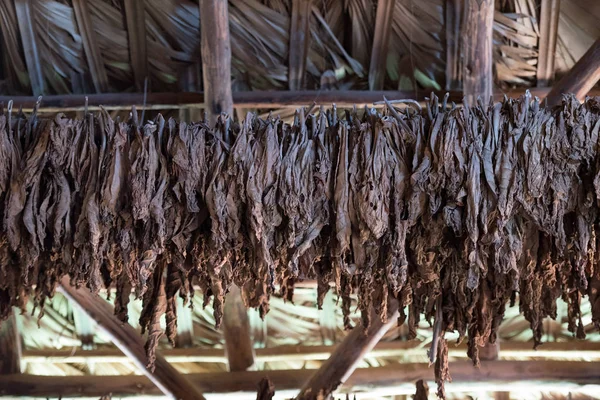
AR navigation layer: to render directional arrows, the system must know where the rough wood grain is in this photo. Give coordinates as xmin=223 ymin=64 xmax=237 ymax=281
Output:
xmin=58 ymin=277 xmax=206 ymax=400
xmin=295 ymin=302 xmax=400 ymax=400
xmin=289 ymin=0 xmax=312 ymax=90
xmin=14 ymin=0 xmax=44 ymax=95
xmin=0 ymin=314 xmax=21 ymax=374
xmin=368 ymin=0 xmax=395 ymax=90
xmin=462 ymin=0 xmax=495 ymax=105
xmin=1 ymin=361 xmax=598 ymax=397
xmin=123 ymin=0 xmax=148 ymax=92
xmin=200 ymin=0 xmax=233 ymax=124
xmin=536 ymin=0 xmax=561 ymax=87
xmin=72 ymin=0 xmax=108 ymax=92
xmin=223 ymin=285 xmax=255 ymax=371
xmin=545 ymin=38 xmax=600 ymax=106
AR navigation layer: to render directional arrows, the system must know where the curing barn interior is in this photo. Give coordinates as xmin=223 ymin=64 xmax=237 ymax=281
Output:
xmin=1 ymin=0 xmax=600 ymax=399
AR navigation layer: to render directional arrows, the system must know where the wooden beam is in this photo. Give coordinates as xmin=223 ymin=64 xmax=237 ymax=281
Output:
xmin=14 ymin=0 xmax=44 ymax=95
xmin=72 ymin=0 xmax=108 ymax=93
xmin=536 ymin=0 xmax=561 ymax=87
xmin=368 ymin=0 xmax=395 ymax=90
xmin=0 ymin=314 xmax=21 ymax=374
xmin=295 ymin=303 xmax=400 ymax=400
xmin=462 ymin=0 xmax=495 ymax=105
xmin=0 ymin=361 xmax=598 ymax=397
xmin=200 ymin=0 xmax=233 ymax=124
xmin=545 ymin=38 xmax=600 ymax=106
xmin=288 ymin=0 xmax=312 ymax=90
xmin=223 ymin=285 xmax=255 ymax=371
xmin=122 ymin=0 xmax=148 ymax=92
xmin=21 ymin=340 xmax=600 ymax=365
xmin=57 ymin=277 xmax=206 ymax=400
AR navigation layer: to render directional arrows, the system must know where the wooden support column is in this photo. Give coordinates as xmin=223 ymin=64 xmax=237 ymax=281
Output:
xmin=368 ymin=0 xmax=395 ymax=90
xmin=288 ymin=0 xmax=312 ymax=91
xmin=58 ymin=277 xmax=206 ymax=400
xmin=295 ymin=302 xmax=400 ymax=400
xmin=73 ymin=0 xmax=108 ymax=92
xmin=14 ymin=0 xmax=44 ymax=95
xmin=536 ymin=0 xmax=561 ymax=87
xmin=462 ymin=0 xmax=495 ymax=105
xmin=200 ymin=0 xmax=233 ymax=125
xmin=222 ymin=285 xmax=254 ymax=371
xmin=545 ymin=38 xmax=600 ymax=106
xmin=123 ymin=0 xmax=148 ymax=92
xmin=0 ymin=314 xmax=21 ymax=374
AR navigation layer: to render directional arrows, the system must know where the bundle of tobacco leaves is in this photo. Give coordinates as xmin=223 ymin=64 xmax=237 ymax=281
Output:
xmin=1 ymin=93 xmax=600 ymax=396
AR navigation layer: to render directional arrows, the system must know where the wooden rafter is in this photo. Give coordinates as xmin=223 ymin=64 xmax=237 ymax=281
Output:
xmin=200 ymin=0 xmax=233 ymax=124
xmin=122 ymin=0 xmax=148 ymax=92
xmin=368 ymin=0 xmax=395 ymax=90
xmin=536 ymin=0 xmax=561 ymax=87
xmin=545 ymin=38 xmax=600 ymax=106
xmin=58 ymin=277 xmax=206 ymax=400
xmin=289 ymin=0 xmax=312 ymax=90
xmin=462 ymin=0 xmax=495 ymax=105
xmin=72 ymin=0 xmax=108 ymax=93
xmin=14 ymin=0 xmax=44 ymax=95
xmin=223 ymin=285 xmax=255 ymax=371
xmin=295 ymin=304 xmax=400 ymax=400
xmin=0 ymin=314 xmax=21 ymax=374
xmin=1 ymin=360 xmax=598 ymax=397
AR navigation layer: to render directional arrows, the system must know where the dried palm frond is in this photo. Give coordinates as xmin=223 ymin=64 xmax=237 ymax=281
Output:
xmin=0 ymin=0 xmax=29 ymax=91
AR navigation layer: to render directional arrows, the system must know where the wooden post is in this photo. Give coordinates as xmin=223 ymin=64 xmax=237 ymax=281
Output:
xmin=0 ymin=314 xmax=21 ymax=374
xmin=289 ymin=0 xmax=312 ymax=91
xmin=462 ymin=0 xmax=495 ymax=105
xmin=58 ymin=277 xmax=206 ymax=400
xmin=122 ymin=0 xmax=148 ymax=92
xmin=536 ymin=0 xmax=561 ymax=87
xmin=545 ymin=38 xmax=600 ymax=106
xmin=200 ymin=0 xmax=233 ymax=125
xmin=295 ymin=303 xmax=400 ymax=400
xmin=223 ymin=285 xmax=255 ymax=371
xmin=369 ymin=0 xmax=396 ymax=90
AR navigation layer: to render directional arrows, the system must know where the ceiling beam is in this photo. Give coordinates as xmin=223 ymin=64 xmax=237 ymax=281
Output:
xmin=223 ymin=285 xmax=255 ymax=371
xmin=200 ymin=0 xmax=233 ymax=124
xmin=57 ymin=277 xmax=206 ymax=400
xmin=295 ymin=303 xmax=400 ymax=400
xmin=288 ymin=0 xmax=311 ymax=90
xmin=0 ymin=361 xmax=598 ymax=397
xmin=536 ymin=0 xmax=561 ymax=87
xmin=545 ymin=38 xmax=600 ymax=106
xmin=368 ymin=0 xmax=395 ymax=90
xmin=0 ymin=314 xmax=21 ymax=374
xmin=13 ymin=0 xmax=44 ymax=95
xmin=462 ymin=0 xmax=494 ymax=105
xmin=72 ymin=0 xmax=108 ymax=93
xmin=122 ymin=0 xmax=148 ymax=92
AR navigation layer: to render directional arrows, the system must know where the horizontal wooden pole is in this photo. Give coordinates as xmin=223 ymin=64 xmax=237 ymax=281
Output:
xmin=20 ymin=341 xmax=600 ymax=365
xmin=2 ymin=88 xmax=599 ymax=112
xmin=0 ymin=361 xmax=598 ymax=397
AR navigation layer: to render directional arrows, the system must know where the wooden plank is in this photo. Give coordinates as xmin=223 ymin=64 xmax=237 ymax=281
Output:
xmin=14 ymin=0 xmax=44 ymax=95
xmin=536 ymin=0 xmax=561 ymax=87
xmin=545 ymin=38 xmax=600 ymax=106
xmin=21 ymin=340 xmax=600 ymax=365
xmin=72 ymin=0 xmax=108 ymax=92
xmin=462 ymin=0 xmax=495 ymax=105
xmin=57 ymin=277 xmax=206 ymax=400
xmin=122 ymin=0 xmax=148 ymax=92
xmin=369 ymin=0 xmax=395 ymax=90
xmin=0 ymin=314 xmax=21 ymax=374
xmin=295 ymin=303 xmax=400 ymax=400
xmin=288 ymin=0 xmax=312 ymax=90
xmin=223 ymin=285 xmax=255 ymax=371
xmin=0 ymin=361 xmax=599 ymax=397
xmin=200 ymin=0 xmax=233 ymax=124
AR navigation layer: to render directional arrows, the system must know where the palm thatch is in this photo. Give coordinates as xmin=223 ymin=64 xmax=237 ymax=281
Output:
xmin=0 ymin=0 xmax=598 ymax=96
